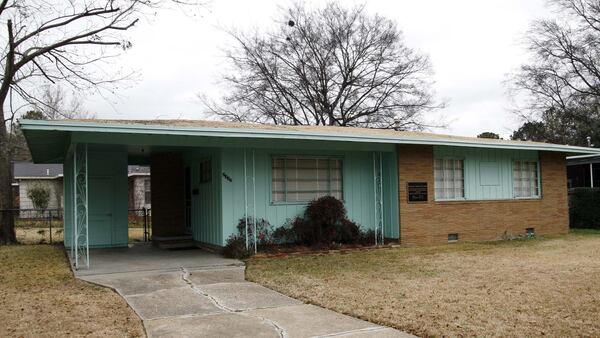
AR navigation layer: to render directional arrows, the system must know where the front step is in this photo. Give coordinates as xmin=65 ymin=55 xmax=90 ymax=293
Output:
xmin=152 ymin=235 xmax=194 ymax=249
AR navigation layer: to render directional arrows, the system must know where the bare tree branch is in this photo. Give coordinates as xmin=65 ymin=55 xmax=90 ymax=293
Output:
xmin=204 ymin=2 xmax=444 ymax=130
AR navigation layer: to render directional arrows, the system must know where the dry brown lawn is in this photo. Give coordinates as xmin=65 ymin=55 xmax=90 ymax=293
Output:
xmin=0 ymin=245 xmax=144 ymax=337
xmin=247 ymin=230 xmax=600 ymax=338
xmin=16 ymin=227 xmax=147 ymax=244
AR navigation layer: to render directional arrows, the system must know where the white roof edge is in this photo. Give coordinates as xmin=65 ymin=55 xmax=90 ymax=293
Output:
xmin=20 ymin=119 xmax=600 ymax=155
xmin=566 ymin=154 xmax=600 ymax=160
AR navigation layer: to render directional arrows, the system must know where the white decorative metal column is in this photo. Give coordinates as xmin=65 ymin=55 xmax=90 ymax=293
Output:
xmin=373 ymin=152 xmax=384 ymax=245
xmin=72 ymin=143 xmax=89 ymax=269
xmin=243 ymin=148 xmax=257 ymax=253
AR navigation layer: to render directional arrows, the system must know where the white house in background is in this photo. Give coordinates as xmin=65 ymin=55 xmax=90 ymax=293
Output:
xmin=13 ymin=162 xmax=151 ymax=210
xmin=13 ymin=162 xmax=63 ymax=209
xmin=128 ymin=166 xmax=151 ymax=210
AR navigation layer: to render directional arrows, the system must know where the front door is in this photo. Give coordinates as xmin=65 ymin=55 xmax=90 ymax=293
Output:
xmin=88 ymin=177 xmax=113 ymax=246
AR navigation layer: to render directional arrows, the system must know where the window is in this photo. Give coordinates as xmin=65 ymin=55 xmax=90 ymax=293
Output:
xmin=272 ymin=157 xmax=343 ymax=203
xmin=144 ymin=179 xmax=151 ymax=203
xmin=513 ymin=160 xmax=539 ymax=198
xmin=448 ymin=233 xmax=459 ymax=242
xmin=434 ymin=159 xmax=464 ymax=200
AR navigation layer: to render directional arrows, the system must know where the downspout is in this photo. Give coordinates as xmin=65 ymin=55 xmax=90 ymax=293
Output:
xmin=372 ymin=152 xmax=378 ymax=245
xmin=252 ymin=149 xmax=257 ymax=254
xmin=379 ymin=152 xmax=384 ymax=245
xmin=84 ymin=144 xmax=89 ymax=269
xmin=243 ymin=150 xmax=248 ymax=250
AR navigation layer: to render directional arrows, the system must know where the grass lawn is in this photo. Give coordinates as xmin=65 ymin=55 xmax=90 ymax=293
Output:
xmin=0 ymin=245 xmax=144 ymax=337
xmin=16 ymin=227 xmax=147 ymax=244
xmin=247 ymin=230 xmax=600 ymax=338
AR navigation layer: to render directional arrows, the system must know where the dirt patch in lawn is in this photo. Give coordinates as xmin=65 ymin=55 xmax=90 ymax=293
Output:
xmin=0 ymin=245 xmax=145 ymax=337
xmin=247 ymin=230 xmax=600 ymax=338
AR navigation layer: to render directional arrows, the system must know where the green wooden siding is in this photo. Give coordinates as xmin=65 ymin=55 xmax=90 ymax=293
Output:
xmin=63 ymin=144 xmax=129 ymax=248
xmin=220 ymin=146 xmax=399 ymax=246
xmin=184 ymin=149 xmax=223 ymax=247
xmin=433 ymin=146 xmax=539 ymax=200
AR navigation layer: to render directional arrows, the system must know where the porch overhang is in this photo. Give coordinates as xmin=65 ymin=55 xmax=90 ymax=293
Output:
xmin=20 ymin=119 xmax=600 ymax=164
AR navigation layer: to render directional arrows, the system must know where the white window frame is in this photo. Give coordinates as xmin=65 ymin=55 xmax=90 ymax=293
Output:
xmin=512 ymin=160 xmax=540 ymax=199
xmin=271 ymin=156 xmax=343 ymax=204
xmin=434 ymin=158 xmax=465 ymax=201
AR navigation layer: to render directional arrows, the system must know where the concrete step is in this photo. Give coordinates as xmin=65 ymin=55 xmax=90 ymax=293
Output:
xmin=153 ymin=235 xmax=195 ymax=250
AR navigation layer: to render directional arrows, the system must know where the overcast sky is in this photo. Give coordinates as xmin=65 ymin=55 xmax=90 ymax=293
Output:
xmin=84 ymin=0 xmax=550 ymax=138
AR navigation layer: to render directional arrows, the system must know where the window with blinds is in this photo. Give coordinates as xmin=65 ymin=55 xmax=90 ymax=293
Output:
xmin=513 ymin=160 xmax=539 ymax=198
xmin=272 ymin=157 xmax=343 ymax=203
xmin=434 ymin=159 xmax=464 ymax=200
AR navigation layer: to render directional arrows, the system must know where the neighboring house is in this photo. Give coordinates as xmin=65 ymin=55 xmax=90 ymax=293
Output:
xmin=12 ymin=162 xmax=151 ymax=210
xmin=567 ymin=154 xmax=600 ymax=188
xmin=20 ymin=119 xmax=600 ymax=266
xmin=13 ymin=162 xmax=64 ymax=209
xmin=128 ymin=166 xmax=151 ymax=210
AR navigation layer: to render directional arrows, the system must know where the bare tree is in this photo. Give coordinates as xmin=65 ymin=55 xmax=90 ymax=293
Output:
xmin=36 ymin=85 xmax=95 ymax=119
xmin=510 ymin=0 xmax=600 ymax=144
xmin=203 ymin=2 xmax=442 ymax=130
xmin=0 ymin=0 xmax=203 ymax=244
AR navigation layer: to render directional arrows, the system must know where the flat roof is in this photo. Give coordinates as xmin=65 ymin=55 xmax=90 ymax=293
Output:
xmin=19 ymin=119 xmax=600 ymax=163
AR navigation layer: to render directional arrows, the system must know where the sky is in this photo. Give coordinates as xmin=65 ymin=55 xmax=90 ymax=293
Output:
xmin=84 ymin=0 xmax=550 ymax=138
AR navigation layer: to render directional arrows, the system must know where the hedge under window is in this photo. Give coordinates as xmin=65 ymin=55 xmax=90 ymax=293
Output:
xmin=434 ymin=159 xmax=464 ymax=200
xmin=272 ymin=157 xmax=343 ymax=203
xmin=513 ymin=160 xmax=539 ymax=198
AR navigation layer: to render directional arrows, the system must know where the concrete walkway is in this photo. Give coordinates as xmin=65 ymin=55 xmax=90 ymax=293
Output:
xmin=76 ymin=247 xmax=415 ymax=337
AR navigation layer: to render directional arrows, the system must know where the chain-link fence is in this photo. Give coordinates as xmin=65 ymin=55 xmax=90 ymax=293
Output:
xmin=1 ymin=208 xmax=65 ymax=244
xmin=2 ymin=208 xmax=152 ymax=245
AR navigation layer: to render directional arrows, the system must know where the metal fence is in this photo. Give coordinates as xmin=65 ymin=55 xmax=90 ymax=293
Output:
xmin=2 ymin=208 xmax=64 ymax=244
xmin=1 ymin=207 xmax=152 ymax=245
xmin=128 ymin=208 xmax=152 ymax=243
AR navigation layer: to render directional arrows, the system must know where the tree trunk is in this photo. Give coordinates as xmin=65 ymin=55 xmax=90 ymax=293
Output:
xmin=0 ymin=106 xmax=16 ymax=244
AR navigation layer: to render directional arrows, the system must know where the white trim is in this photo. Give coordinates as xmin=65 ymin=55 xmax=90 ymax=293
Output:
xmin=20 ymin=119 xmax=600 ymax=155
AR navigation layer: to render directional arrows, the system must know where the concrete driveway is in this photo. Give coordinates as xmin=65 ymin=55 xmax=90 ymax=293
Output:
xmin=77 ymin=246 xmax=415 ymax=337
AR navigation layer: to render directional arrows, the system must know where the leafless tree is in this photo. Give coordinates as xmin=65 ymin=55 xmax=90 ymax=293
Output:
xmin=35 ymin=85 xmax=95 ymax=119
xmin=510 ymin=0 xmax=600 ymax=142
xmin=202 ymin=2 xmax=443 ymax=130
xmin=0 ymin=0 xmax=203 ymax=244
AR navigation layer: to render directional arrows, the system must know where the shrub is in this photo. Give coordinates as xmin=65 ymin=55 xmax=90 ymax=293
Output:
xmin=27 ymin=185 xmax=50 ymax=210
xmin=294 ymin=196 xmax=364 ymax=245
xmin=223 ymin=234 xmax=252 ymax=259
xmin=358 ymin=229 xmax=376 ymax=246
xmin=236 ymin=217 xmax=274 ymax=247
xmin=569 ymin=188 xmax=600 ymax=229
xmin=272 ymin=224 xmax=297 ymax=244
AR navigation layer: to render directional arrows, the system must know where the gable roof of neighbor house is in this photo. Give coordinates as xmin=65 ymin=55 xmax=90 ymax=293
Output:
xmin=13 ymin=162 xmax=63 ymax=179
xmin=13 ymin=162 xmax=149 ymax=178
xmin=19 ymin=119 xmax=600 ymax=163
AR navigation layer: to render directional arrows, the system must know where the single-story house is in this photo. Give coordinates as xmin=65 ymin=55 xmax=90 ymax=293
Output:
xmin=19 ymin=119 xmax=600 ymax=269
xmin=567 ymin=154 xmax=600 ymax=188
xmin=13 ymin=162 xmax=64 ymax=210
xmin=12 ymin=162 xmax=151 ymax=211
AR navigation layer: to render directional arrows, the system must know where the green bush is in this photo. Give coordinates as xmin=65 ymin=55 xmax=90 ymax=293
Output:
xmin=569 ymin=188 xmax=600 ymax=229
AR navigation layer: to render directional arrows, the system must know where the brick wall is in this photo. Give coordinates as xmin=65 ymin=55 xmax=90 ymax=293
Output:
xmin=398 ymin=145 xmax=569 ymax=246
xmin=151 ymin=152 xmax=186 ymax=237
